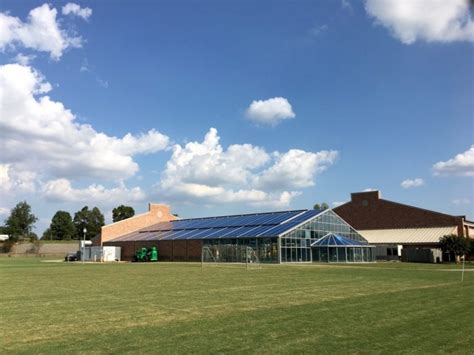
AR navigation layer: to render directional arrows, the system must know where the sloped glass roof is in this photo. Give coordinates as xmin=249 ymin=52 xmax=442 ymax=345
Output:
xmin=111 ymin=209 xmax=326 ymax=242
xmin=310 ymin=233 xmax=368 ymax=247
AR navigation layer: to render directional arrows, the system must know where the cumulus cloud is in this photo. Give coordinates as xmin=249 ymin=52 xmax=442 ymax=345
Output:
xmin=0 ymin=207 xmax=10 ymax=216
xmin=245 ymin=97 xmax=295 ymax=126
xmin=42 ymin=179 xmax=146 ymax=204
xmin=365 ymin=0 xmax=474 ymax=44
xmin=0 ymin=164 xmax=36 ymax=194
xmin=13 ymin=53 xmax=36 ymax=65
xmin=0 ymin=4 xmax=84 ymax=59
xmin=256 ymin=149 xmax=338 ymax=190
xmin=157 ymin=128 xmax=337 ymax=207
xmin=0 ymin=64 xmax=170 ymax=189
xmin=62 ymin=3 xmax=92 ymax=20
xmin=433 ymin=146 xmax=474 ymax=177
xmin=401 ymin=178 xmax=424 ymax=189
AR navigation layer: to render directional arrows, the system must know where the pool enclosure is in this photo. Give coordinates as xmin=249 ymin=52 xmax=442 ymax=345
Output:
xmin=311 ymin=234 xmax=376 ymax=263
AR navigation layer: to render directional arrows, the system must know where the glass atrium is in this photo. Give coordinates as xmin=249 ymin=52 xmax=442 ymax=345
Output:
xmin=280 ymin=209 xmax=375 ymax=263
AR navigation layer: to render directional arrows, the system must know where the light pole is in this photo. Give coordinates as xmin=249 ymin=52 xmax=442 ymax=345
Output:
xmin=82 ymin=227 xmax=87 ymax=264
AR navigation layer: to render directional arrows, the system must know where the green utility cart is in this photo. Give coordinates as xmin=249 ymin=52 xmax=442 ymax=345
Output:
xmin=133 ymin=246 xmax=158 ymax=262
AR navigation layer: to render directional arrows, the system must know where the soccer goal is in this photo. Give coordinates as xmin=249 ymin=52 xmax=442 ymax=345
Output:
xmin=201 ymin=245 xmax=261 ymax=269
xmin=245 ymin=246 xmax=261 ymax=270
xmin=201 ymin=246 xmax=218 ymax=268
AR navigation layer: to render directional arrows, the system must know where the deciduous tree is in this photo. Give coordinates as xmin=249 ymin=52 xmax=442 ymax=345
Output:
xmin=112 ymin=205 xmax=135 ymax=223
xmin=439 ymin=234 xmax=470 ymax=263
xmin=73 ymin=206 xmax=105 ymax=240
xmin=50 ymin=211 xmax=76 ymax=240
xmin=5 ymin=201 xmax=38 ymax=241
xmin=313 ymin=202 xmax=329 ymax=211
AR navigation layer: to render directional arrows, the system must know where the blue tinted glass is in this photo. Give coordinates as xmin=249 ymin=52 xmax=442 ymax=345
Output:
xmin=182 ymin=228 xmax=213 ymax=239
xmin=200 ymin=227 xmax=231 ymax=239
xmin=237 ymin=225 xmax=269 ymax=237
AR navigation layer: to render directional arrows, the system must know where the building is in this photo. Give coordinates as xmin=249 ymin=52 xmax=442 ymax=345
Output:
xmin=100 ymin=204 xmax=375 ymax=263
xmin=333 ymin=191 xmax=474 ymax=261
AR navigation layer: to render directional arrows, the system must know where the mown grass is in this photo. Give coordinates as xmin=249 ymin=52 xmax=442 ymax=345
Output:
xmin=1 ymin=258 xmax=473 ymax=354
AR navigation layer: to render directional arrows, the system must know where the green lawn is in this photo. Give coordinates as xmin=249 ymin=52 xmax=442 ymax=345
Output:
xmin=1 ymin=258 xmax=473 ymax=354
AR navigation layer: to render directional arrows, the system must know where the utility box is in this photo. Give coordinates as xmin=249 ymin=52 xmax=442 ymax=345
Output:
xmin=82 ymin=246 xmax=121 ymax=262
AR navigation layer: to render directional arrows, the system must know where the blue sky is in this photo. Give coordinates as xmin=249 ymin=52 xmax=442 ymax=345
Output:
xmin=0 ymin=0 xmax=473 ymax=235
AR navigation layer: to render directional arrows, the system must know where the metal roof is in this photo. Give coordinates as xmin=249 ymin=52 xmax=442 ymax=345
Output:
xmin=110 ymin=209 xmax=325 ymax=242
xmin=358 ymin=226 xmax=457 ymax=244
xmin=311 ymin=234 xmax=369 ymax=247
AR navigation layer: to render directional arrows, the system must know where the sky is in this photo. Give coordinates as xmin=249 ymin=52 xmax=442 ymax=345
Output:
xmin=0 ymin=0 xmax=473 ymax=236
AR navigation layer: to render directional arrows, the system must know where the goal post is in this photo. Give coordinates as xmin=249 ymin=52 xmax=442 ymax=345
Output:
xmin=201 ymin=244 xmax=261 ymax=269
xmin=201 ymin=246 xmax=217 ymax=268
xmin=245 ymin=246 xmax=261 ymax=270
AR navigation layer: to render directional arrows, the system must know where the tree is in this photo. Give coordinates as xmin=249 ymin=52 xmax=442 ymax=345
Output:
xmin=0 ymin=225 xmax=10 ymax=235
xmin=112 ymin=205 xmax=135 ymax=223
xmin=313 ymin=202 xmax=329 ymax=211
xmin=439 ymin=234 xmax=470 ymax=263
xmin=73 ymin=206 xmax=105 ymax=240
xmin=5 ymin=201 xmax=38 ymax=241
xmin=41 ymin=227 xmax=52 ymax=240
xmin=50 ymin=211 xmax=76 ymax=240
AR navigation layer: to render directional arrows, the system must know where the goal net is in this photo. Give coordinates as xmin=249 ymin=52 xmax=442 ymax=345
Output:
xmin=201 ymin=245 xmax=261 ymax=269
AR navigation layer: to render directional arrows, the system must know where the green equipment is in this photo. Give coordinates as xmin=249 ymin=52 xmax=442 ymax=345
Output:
xmin=133 ymin=247 xmax=158 ymax=262
xmin=149 ymin=246 xmax=158 ymax=262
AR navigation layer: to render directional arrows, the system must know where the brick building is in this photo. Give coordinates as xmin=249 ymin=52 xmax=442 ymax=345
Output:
xmin=333 ymin=191 xmax=474 ymax=261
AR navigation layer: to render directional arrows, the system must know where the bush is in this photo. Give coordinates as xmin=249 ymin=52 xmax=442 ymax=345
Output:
xmin=2 ymin=240 xmax=14 ymax=253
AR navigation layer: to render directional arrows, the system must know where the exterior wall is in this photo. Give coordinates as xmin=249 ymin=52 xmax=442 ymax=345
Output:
xmin=104 ymin=239 xmax=203 ymax=262
xmin=334 ymin=191 xmax=468 ymax=237
xmin=98 ymin=203 xmax=176 ymax=245
xmin=6 ymin=242 xmax=78 ymax=256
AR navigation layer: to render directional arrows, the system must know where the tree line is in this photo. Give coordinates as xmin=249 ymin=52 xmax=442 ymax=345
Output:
xmin=0 ymin=202 xmax=135 ymax=241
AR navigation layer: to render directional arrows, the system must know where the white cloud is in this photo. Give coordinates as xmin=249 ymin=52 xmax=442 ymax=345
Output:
xmin=401 ymin=178 xmax=424 ymax=189
xmin=245 ymin=97 xmax=295 ymax=126
xmin=363 ymin=188 xmax=376 ymax=192
xmin=341 ymin=0 xmax=353 ymax=12
xmin=0 ymin=4 xmax=84 ymax=59
xmin=364 ymin=0 xmax=474 ymax=44
xmin=310 ymin=24 xmax=328 ymax=37
xmin=42 ymin=179 xmax=146 ymax=204
xmin=433 ymin=146 xmax=474 ymax=176
xmin=157 ymin=128 xmax=337 ymax=208
xmin=256 ymin=149 xmax=338 ymax=190
xmin=0 ymin=164 xmax=37 ymax=194
xmin=0 ymin=64 xmax=170 ymax=188
xmin=13 ymin=53 xmax=36 ymax=65
xmin=0 ymin=207 xmax=10 ymax=216
xmin=62 ymin=3 xmax=92 ymax=20
xmin=332 ymin=201 xmax=347 ymax=207
xmin=452 ymin=198 xmax=471 ymax=205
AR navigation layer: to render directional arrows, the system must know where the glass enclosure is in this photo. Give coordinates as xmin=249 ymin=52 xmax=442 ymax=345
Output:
xmin=280 ymin=210 xmax=374 ymax=263
xmin=201 ymin=210 xmax=374 ymax=263
xmin=203 ymin=238 xmax=278 ymax=263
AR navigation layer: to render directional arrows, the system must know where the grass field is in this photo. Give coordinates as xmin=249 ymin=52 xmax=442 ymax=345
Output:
xmin=1 ymin=258 xmax=473 ymax=354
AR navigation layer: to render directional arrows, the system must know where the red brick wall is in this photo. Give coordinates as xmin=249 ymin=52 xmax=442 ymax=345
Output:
xmin=105 ymin=239 xmax=204 ymax=261
xmin=334 ymin=191 xmax=466 ymax=237
xmin=186 ymin=240 xmax=203 ymax=261
xmin=157 ymin=241 xmax=173 ymax=261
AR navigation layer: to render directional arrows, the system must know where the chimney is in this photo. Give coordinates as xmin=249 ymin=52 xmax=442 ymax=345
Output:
xmin=350 ymin=190 xmax=381 ymax=206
